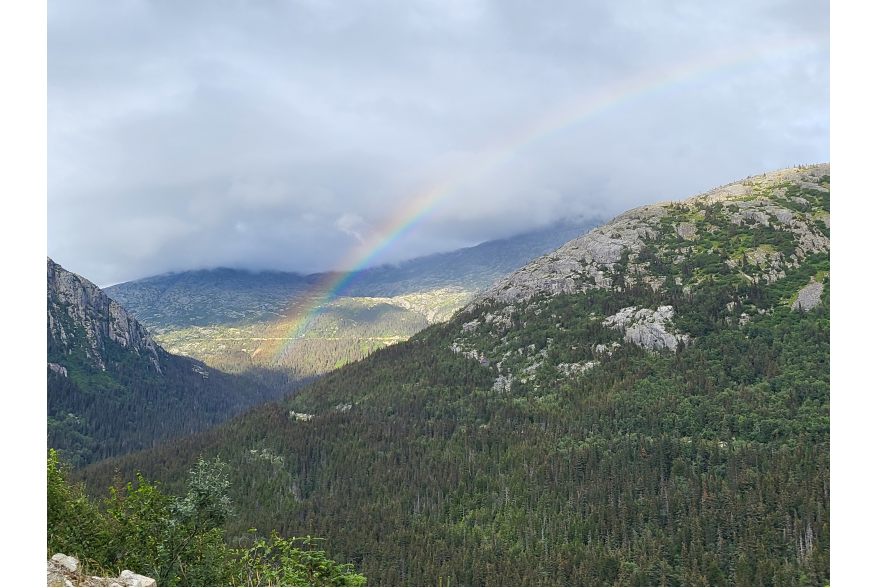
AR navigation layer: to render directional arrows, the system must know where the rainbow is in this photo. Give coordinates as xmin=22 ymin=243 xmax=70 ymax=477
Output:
xmin=264 ymin=34 xmax=828 ymax=363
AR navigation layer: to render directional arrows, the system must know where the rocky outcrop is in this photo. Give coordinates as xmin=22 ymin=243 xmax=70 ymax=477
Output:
xmin=792 ymin=280 xmax=825 ymax=311
xmin=48 ymin=362 xmax=68 ymax=377
xmin=602 ymin=305 xmax=689 ymax=351
xmin=556 ymin=361 xmax=598 ymax=376
xmin=450 ymin=164 xmax=829 ymax=392
xmin=469 ymin=164 xmax=830 ymax=308
xmin=473 ymin=208 xmax=660 ymax=305
xmin=47 ymin=258 xmax=160 ymax=372
xmin=47 ymin=554 xmax=156 ymax=587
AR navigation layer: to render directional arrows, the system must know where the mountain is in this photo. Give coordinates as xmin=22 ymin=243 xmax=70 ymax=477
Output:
xmin=76 ymin=166 xmax=829 ymax=586
xmin=339 ymin=216 xmax=606 ymax=298
xmin=47 ymin=258 xmax=286 ymax=468
xmin=104 ymin=217 xmax=601 ymax=382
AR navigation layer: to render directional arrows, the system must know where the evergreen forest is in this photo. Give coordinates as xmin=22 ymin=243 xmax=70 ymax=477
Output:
xmin=47 ymin=293 xmax=287 ymax=468
xmin=56 ymin=168 xmax=830 ymax=586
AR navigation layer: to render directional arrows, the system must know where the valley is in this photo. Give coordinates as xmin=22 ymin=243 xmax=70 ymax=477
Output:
xmin=63 ymin=165 xmax=829 ymax=587
xmin=105 ymin=218 xmax=599 ymax=384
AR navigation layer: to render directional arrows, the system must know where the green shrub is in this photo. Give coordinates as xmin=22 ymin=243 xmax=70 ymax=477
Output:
xmin=47 ymin=448 xmax=110 ymax=562
xmin=48 ymin=451 xmax=366 ymax=586
xmin=230 ymin=532 xmax=367 ymax=586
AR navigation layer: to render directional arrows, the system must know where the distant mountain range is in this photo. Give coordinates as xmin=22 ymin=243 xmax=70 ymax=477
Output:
xmin=105 ymin=217 xmax=602 ymax=382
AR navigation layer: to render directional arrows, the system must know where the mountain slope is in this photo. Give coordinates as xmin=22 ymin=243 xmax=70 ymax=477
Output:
xmin=340 ymin=216 xmax=605 ymax=298
xmin=47 ymin=258 xmax=285 ymax=467
xmin=77 ymin=166 xmax=829 ymax=586
xmin=104 ymin=217 xmax=600 ymax=381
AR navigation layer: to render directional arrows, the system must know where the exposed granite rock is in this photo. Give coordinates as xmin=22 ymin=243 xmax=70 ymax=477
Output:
xmin=47 ymin=258 xmax=160 ymax=372
xmin=595 ymin=342 xmax=621 ymax=355
xmin=773 ymin=208 xmax=794 ymax=225
xmin=473 ymin=213 xmax=654 ymax=305
xmin=602 ymin=305 xmax=689 ymax=351
xmin=468 ymin=165 xmax=830 ymax=309
xmin=676 ymin=222 xmax=698 ymax=239
xmin=48 ymin=555 xmax=156 ymax=587
xmin=51 ymin=554 xmax=79 ymax=573
xmin=796 ymin=180 xmax=829 ymax=193
xmin=118 ymin=571 xmax=157 ymax=587
xmin=792 ymin=280 xmax=825 ymax=311
xmin=492 ymin=374 xmax=512 ymax=392
xmin=788 ymin=219 xmax=830 ymax=256
xmin=462 ymin=319 xmax=481 ymax=332
xmin=556 ymin=361 xmax=598 ymax=376
xmin=48 ymin=362 xmax=68 ymax=377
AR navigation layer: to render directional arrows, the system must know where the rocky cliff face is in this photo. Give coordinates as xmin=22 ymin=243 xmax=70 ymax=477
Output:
xmin=47 ymin=259 xmax=288 ymax=468
xmin=48 ymin=257 xmax=160 ymax=373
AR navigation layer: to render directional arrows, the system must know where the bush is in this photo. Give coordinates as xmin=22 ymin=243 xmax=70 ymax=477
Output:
xmin=104 ymin=458 xmax=231 ymax=586
xmin=230 ymin=532 xmax=367 ymax=587
xmin=47 ymin=449 xmax=110 ymax=561
xmin=48 ymin=451 xmax=367 ymax=586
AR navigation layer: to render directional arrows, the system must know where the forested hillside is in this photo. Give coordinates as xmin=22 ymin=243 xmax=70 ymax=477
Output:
xmin=75 ymin=166 xmax=829 ymax=586
xmin=47 ymin=259 xmax=285 ymax=468
xmin=104 ymin=218 xmax=599 ymax=383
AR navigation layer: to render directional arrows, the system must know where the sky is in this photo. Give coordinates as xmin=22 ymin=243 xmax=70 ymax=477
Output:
xmin=47 ymin=0 xmax=829 ymax=287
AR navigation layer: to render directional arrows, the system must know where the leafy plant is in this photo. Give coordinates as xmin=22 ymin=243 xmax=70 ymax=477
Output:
xmin=49 ymin=452 xmax=366 ymax=586
xmin=230 ymin=532 xmax=367 ymax=586
xmin=104 ymin=457 xmax=232 ymax=586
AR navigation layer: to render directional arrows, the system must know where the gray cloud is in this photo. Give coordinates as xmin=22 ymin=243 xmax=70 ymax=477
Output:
xmin=48 ymin=0 xmax=829 ymax=286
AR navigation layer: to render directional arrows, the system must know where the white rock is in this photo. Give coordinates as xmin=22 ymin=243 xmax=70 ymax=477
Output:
xmin=556 ymin=362 xmax=598 ymax=376
xmin=773 ymin=209 xmax=794 ymax=225
xmin=47 ymin=362 xmax=68 ymax=377
xmin=797 ymin=180 xmax=828 ymax=192
xmin=493 ymin=374 xmax=512 ymax=392
xmin=676 ymin=223 xmax=698 ymax=239
xmin=792 ymin=281 xmax=824 ymax=311
xmin=462 ymin=319 xmax=480 ymax=332
xmin=603 ymin=305 xmax=688 ymax=351
xmin=742 ymin=209 xmax=769 ymax=226
xmin=119 ymin=570 xmax=157 ymax=587
xmin=51 ymin=554 xmax=79 ymax=573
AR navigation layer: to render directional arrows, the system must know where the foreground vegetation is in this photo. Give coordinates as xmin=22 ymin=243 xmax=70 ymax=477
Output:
xmin=49 ymin=450 xmax=366 ymax=586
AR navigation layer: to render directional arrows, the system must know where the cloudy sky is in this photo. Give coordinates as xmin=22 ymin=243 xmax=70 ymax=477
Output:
xmin=48 ymin=0 xmax=829 ymax=287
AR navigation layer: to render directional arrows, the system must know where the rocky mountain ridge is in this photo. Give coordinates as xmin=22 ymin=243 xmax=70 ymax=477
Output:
xmin=453 ymin=164 xmax=829 ymax=392
xmin=472 ymin=164 xmax=829 ymax=307
xmin=48 ymin=257 xmax=160 ymax=373
xmin=47 ymin=258 xmax=283 ymax=468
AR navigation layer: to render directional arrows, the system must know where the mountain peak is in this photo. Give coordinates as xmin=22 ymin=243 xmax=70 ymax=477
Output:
xmin=471 ymin=164 xmax=829 ymax=308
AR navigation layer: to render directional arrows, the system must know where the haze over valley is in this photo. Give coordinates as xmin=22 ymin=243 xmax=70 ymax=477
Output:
xmin=104 ymin=217 xmax=600 ymax=384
